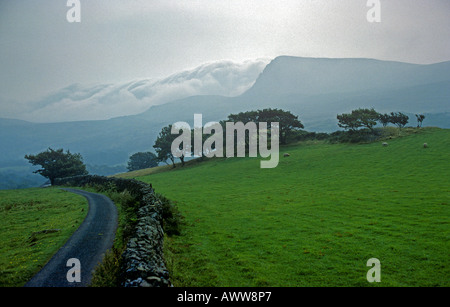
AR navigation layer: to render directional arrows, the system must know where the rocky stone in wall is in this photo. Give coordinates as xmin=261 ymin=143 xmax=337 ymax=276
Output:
xmin=55 ymin=175 xmax=171 ymax=287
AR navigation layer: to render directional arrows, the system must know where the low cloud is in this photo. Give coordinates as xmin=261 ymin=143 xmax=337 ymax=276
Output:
xmin=3 ymin=58 xmax=270 ymax=123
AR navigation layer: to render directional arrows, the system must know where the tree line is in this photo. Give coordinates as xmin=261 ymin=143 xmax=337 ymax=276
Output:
xmin=138 ymin=108 xmax=425 ymax=169
xmin=337 ymin=108 xmax=413 ymax=131
xmin=151 ymin=108 xmax=303 ymax=168
xmin=24 ymin=108 xmax=426 ymax=181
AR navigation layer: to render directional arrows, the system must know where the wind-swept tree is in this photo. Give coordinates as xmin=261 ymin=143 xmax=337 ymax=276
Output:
xmin=337 ymin=112 xmax=361 ymax=131
xmin=153 ymin=125 xmax=177 ymax=168
xmin=257 ymin=108 xmax=304 ymax=144
xmin=389 ymin=112 xmax=409 ymax=129
xmin=415 ymin=114 xmax=425 ymax=128
xmin=25 ymin=148 xmax=88 ymax=185
xmin=353 ymin=108 xmax=380 ymax=132
xmin=127 ymin=151 xmax=158 ymax=171
xmin=337 ymin=108 xmax=380 ymax=132
xmin=378 ymin=113 xmax=391 ymax=127
xmin=227 ymin=108 xmax=304 ymax=145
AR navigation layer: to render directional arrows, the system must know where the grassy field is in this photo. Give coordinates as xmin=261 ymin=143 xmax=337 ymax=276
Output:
xmin=127 ymin=128 xmax=449 ymax=286
xmin=0 ymin=188 xmax=88 ymax=287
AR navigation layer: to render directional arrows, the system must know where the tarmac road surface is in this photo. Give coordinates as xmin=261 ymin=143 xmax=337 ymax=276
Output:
xmin=24 ymin=188 xmax=117 ymax=287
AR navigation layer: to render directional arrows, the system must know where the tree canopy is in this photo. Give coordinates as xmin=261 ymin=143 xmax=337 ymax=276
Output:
xmin=153 ymin=125 xmax=178 ymax=168
xmin=378 ymin=113 xmax=391 ymax=127
xmin=415 ymin=114 xmax=425 ymax=128
xmin=337 ymin=108 xmax=380 ymax=132
xmin=127 ymin=151 xmax=158 ymax=171
xmin=25 ymin=148 xmax=88 ymax=185
xmin=389 ymin=112 xmax=409 ymax=129
xmin=227 ymin=108 xmax=304 ymax=144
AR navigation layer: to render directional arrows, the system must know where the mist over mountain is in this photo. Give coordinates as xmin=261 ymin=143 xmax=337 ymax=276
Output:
xmin=1 ymin=56 xmax=449 ymax=189
xmin=136 ymin=56 xmax=450 ymax=130
xmin=1 ymin=59 xmax=269 ymax=123
xmin=243 ymin=56 xmax=450 ymax=130
xmin=246 ymin=56 xmax=450 ymax=97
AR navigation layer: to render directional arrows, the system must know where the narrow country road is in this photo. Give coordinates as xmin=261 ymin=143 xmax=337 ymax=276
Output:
xmin=24 ymin=189 xmax=118 ymax=287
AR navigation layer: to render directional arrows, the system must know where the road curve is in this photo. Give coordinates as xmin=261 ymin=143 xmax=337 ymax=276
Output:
xmin=24 ymin=188 xmax=118 ymax=287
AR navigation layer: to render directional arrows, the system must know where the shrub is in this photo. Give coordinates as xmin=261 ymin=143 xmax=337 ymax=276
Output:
xmin=56 ymin=175 xmax=179 ymax=286
xmin=294 ymin=131 xmax=330 ymax=142
xmin=107 ymin=190 xmax=140 ymax=245
xmin=157 ymin=193 xmax=183 ymax=236
xmin=90 ymin=247 xmax=124 ymax=287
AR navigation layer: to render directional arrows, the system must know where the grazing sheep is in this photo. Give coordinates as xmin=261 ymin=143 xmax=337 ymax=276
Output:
xmin=382 ymin=142 xmax=388 ymax=147
xmin=423 ymin=143 xmax=428 ymax=148
xmin=283 ymin=153 xmax=290 ymax=157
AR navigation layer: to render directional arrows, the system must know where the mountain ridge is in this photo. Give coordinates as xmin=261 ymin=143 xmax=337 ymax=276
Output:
xmin=1 ymin=55 xmax=449 ymax=189
xmin=245 ymin=55 xmax=450 ymax=97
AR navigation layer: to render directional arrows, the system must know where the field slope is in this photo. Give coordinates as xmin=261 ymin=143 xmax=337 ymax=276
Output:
xmin=129 ymin=128 xmax=449 ymax=286
xmin=0 ymin=188 xmax=88 ymax=287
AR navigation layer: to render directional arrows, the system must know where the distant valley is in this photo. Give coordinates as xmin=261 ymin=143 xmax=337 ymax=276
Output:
xmin=1 ymin=56 xmax=449 ymax=189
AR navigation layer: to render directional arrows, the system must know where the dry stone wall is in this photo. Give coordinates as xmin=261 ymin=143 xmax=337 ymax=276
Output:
xmin=55 ymin=175 xmax=171 ymax=287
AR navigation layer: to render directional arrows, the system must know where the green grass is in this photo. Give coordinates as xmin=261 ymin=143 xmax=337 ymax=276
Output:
xmin=0 ymin=187 xmax=88 ymax=287
xmin=132 ymin=128 xmax=449 ymax=286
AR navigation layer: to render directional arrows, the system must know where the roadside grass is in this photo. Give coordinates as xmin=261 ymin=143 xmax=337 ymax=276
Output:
xmin=65 ymin=185 xmax=137 ymax=287
xmin=115 ymin=158 xmax=201 ymax=179
xmin=133 ymin=127 xmax=450 ymax=286
xmin=76 ymin=184 xmax=182 ymax=286
xmin=0 ymin=187 xmax=87 ymax=287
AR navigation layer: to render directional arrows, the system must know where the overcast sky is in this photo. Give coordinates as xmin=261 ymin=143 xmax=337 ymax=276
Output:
xmin=1 ymin=0 xmax=449 ymax=104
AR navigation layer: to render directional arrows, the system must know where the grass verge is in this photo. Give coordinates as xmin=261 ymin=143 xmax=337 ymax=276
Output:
xmin=0 ymin=187 xmax=87 ymax=287
xmin=133 ymin=127 xmax=449 ymax=286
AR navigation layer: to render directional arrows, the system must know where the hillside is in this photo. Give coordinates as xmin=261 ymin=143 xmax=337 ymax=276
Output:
xmin=1 ymin=56 xmax=449 ymax=189
xmin=123 ymin=128 xmax=450 ymax=286
xmin=0 ymin=188 xmax=88 ymax=286
xmin=135 ymin=56 xmax=450 ymax=130
xmin=2 ymin=59 xmax=269 ymax=123
xmin=245 ymin=56 xmax=450 ymax=96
